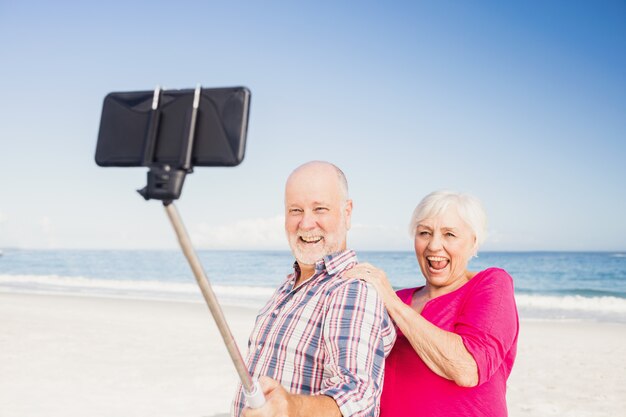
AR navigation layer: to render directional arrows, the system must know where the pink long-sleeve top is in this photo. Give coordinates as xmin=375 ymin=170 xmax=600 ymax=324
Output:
xmin=381 ymin=267 xmax=519 ymax=417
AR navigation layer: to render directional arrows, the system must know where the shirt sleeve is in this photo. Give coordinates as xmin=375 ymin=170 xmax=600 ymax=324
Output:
xmin=319 ymin=279 xmax=396 ymax=417
xmin=455 ymin=268 xmax=519 ymax=386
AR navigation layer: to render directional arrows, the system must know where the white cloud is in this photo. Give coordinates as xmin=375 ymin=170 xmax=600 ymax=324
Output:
xmin=191 ymin=215 xmax=286 ymax=249
xmin=188 ymin=218 xmax=411 ymax=251
xmin=39 ymin=216 xmax=58 ymax=248
xmin=349 ymin=223 xmax=408 ymax=251
xmin=40 ymin=216 xmax=52 ymax=233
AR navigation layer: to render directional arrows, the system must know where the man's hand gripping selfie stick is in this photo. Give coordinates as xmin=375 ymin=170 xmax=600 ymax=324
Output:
xmin=102 ymin=85 xmax=264 ymax=408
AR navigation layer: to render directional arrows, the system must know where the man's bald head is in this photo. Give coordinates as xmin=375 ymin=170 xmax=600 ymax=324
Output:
xmin=286 ymin=161 xmax=349 ymax=203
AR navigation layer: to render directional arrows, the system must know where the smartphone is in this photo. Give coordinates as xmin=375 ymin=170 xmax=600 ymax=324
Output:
xmin=95 ymin=86 xmax=250 ymax=168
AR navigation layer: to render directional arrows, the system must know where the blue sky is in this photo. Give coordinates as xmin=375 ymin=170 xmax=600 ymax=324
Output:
xmin=0 ymin=0 xmax=624 ymax=251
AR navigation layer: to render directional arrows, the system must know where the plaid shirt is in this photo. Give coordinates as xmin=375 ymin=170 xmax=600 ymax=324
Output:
xmin=232 ymin=250 xmax=396 ymax=417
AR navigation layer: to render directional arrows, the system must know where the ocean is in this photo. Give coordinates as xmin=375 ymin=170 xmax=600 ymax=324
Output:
xmin=1 ymin=249 xmax=625 ymax=322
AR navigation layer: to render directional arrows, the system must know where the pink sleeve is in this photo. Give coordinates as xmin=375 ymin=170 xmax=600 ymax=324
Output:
xmin=455 ymin=268 xmax=519 ymax=386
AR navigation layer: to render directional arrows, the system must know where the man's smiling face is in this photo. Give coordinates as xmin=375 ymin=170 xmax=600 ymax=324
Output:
xmin=284 ymin=163 xmax=352 ymax=268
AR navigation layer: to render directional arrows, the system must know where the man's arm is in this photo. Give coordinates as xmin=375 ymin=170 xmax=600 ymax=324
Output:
xmin=242 ymin=377 xmax=341 ymax=417
xmin=319 ymin=279 xmax=394 ymax=417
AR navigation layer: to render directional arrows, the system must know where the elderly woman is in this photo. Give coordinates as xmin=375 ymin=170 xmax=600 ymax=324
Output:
xmin=345 ymin=191 xmax=519 ymax=417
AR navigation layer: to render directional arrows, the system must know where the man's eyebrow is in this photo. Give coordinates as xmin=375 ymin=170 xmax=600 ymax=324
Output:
xmin=286 ymin=201 xmax=330 ymax=208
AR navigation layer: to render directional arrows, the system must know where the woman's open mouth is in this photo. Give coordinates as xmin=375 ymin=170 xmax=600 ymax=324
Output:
xmin=427 ymin=256 xmax=449 ymax=271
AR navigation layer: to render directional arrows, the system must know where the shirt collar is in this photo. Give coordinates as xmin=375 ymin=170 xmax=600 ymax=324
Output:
xmin=290 ymin=249 xmax=358 ymax=279
xmin=323 ymin=249 xmax=358 ymax=276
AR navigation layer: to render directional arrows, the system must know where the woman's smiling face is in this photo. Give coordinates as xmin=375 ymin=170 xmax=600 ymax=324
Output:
xmin=414 ymin=207 xmax=477 ymax=291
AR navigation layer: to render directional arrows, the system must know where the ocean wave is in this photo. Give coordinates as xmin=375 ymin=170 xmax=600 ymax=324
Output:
xmin=0 ymin=274 xmax=274 ymax=305
xmin=517 ymin=287 xmax=626 ymax=299
xmin=3 ymin=274 xmax=626 ymax=318
xmin=515 ymin=293 xmax=626 ymax=314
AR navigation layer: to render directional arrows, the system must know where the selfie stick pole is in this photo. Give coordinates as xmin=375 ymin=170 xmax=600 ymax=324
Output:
xmin=163 ymin=201 xmax=265 ymax=408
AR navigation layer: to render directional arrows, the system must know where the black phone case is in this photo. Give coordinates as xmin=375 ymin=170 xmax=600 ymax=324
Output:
xmin=95 ymin=86 xmax=250 ymax=167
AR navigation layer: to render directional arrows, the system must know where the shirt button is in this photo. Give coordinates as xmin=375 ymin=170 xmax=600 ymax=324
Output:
xmin=272 ymin=310 xmax=279 ymax=316
xmin=257 ymin=344 xmax=263 ymax=351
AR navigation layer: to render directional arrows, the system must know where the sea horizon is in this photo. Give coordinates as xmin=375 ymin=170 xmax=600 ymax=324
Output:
xmin=2 ymin=249 xmax=626 ymax=323
xmin=2 ymin=247 xmax=625 ymax=253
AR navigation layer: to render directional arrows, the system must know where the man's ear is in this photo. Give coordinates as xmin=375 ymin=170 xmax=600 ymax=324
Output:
xmin=344 ymin=199 xmax=353 ymax=230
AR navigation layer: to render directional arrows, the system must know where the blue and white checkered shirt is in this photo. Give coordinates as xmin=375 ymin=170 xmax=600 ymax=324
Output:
xmin=232 ymin=250 xmax=396 ymax=417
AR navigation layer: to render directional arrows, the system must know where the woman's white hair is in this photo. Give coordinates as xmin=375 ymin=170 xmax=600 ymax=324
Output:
xmin=408 ymin=190 xmax=488 ymax=249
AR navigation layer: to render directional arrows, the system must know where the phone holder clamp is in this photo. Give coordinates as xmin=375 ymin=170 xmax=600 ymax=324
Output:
xmin=137 ymin=84 xmax=202 ymax=203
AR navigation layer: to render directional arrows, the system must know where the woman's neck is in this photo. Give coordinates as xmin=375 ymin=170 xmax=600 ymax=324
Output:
xmin=423 ymin=270 xmax=475 ymax=300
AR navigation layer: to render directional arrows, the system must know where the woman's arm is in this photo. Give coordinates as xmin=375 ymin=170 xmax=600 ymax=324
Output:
xmin=345 ymin=263 xmax=478 ymax=387
xmin=387 ymin=294 xmax=479 ymax=387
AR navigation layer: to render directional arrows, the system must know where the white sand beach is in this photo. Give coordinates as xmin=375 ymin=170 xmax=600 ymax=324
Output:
xmin=1 ymin=292 xmax=625 ymax=417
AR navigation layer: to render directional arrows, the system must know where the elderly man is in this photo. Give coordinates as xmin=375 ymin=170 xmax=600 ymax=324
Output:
xmin=232 ymin=161 xmax=395 ymax=417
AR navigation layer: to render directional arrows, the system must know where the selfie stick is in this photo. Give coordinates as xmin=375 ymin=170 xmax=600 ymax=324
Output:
xmin=137 ymin=86 xmax=264 ymax=408
xmin=163 ymin=202 xmax=264 ymax=408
